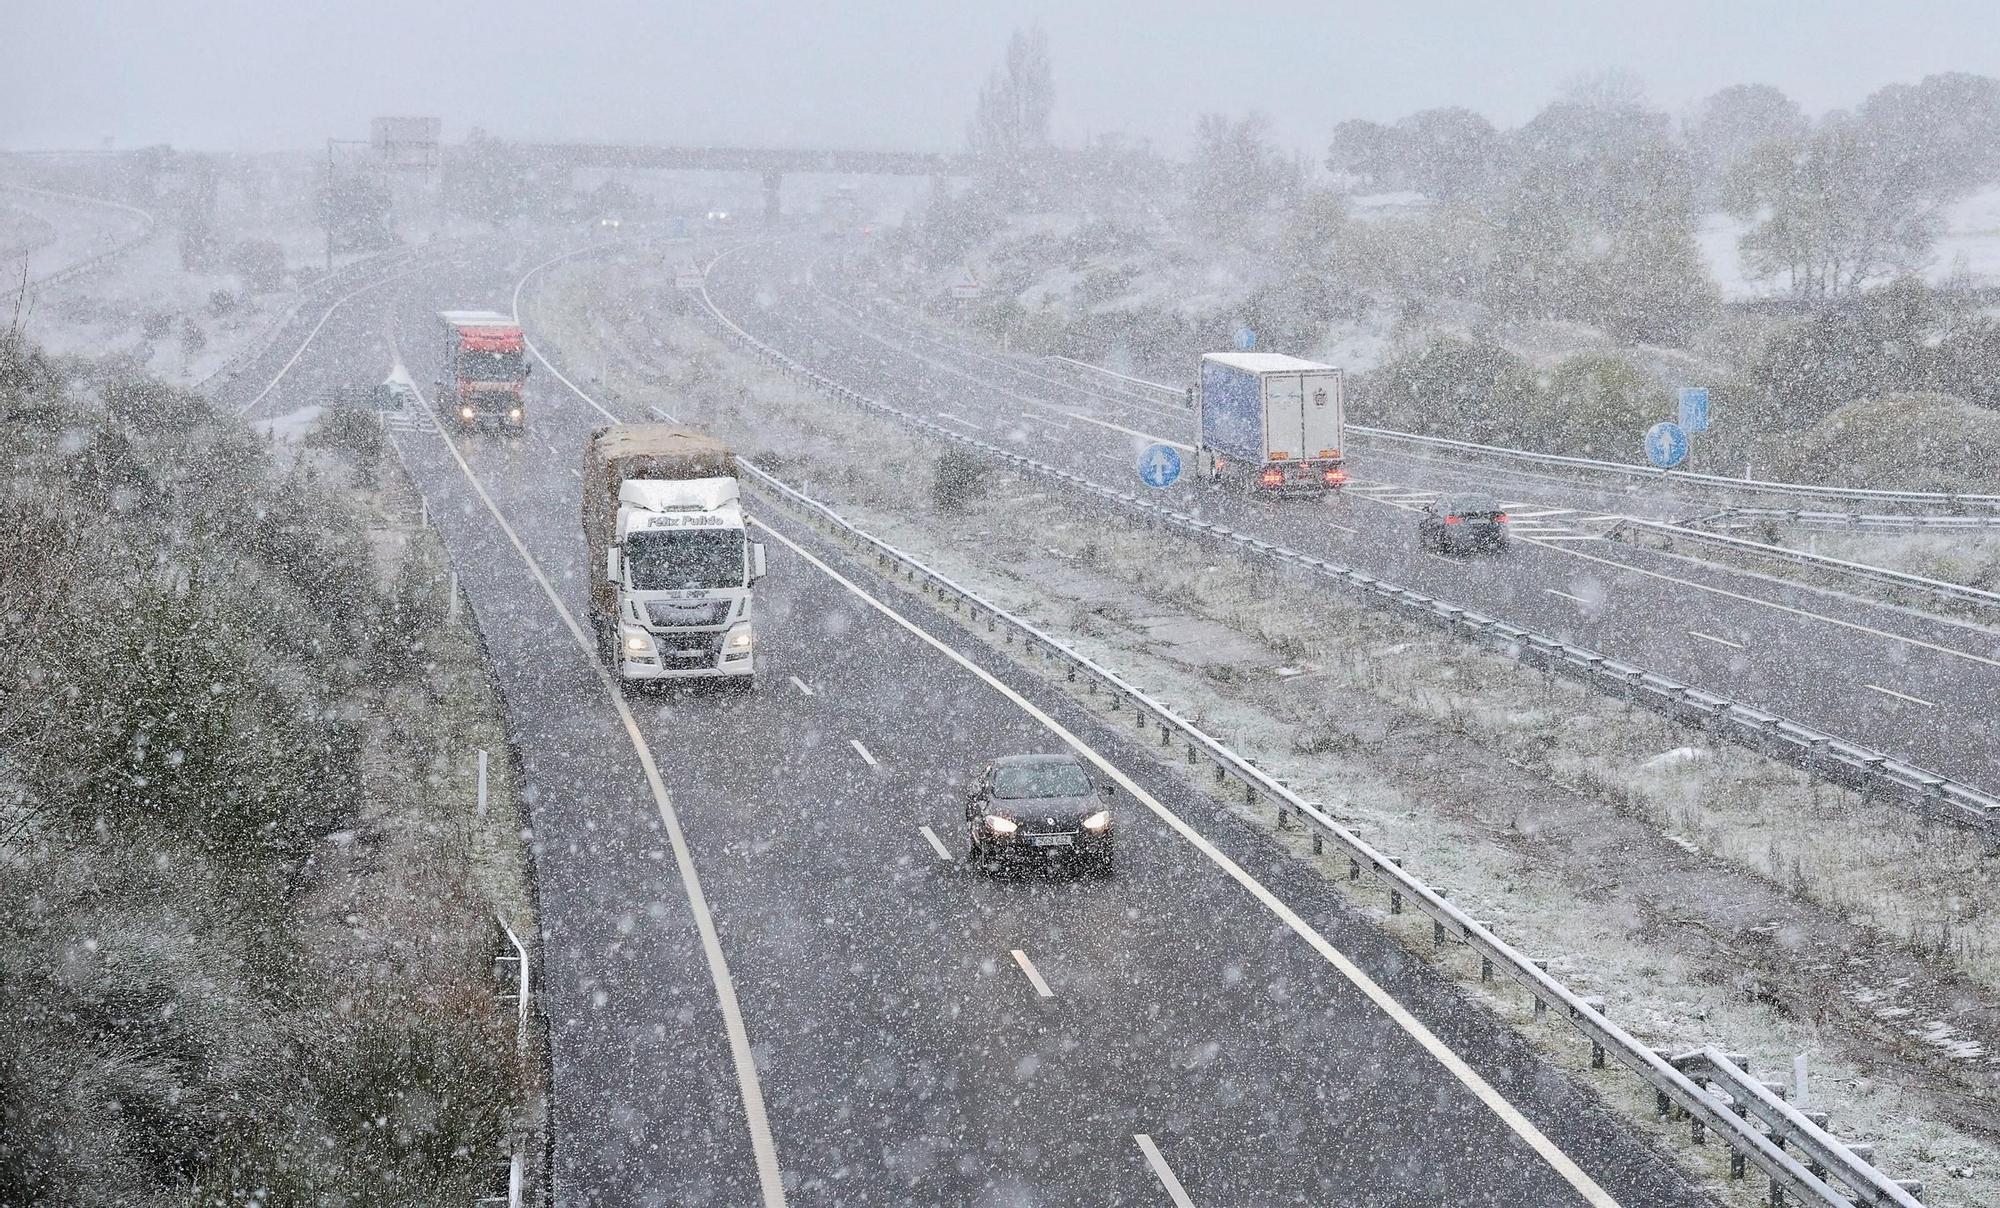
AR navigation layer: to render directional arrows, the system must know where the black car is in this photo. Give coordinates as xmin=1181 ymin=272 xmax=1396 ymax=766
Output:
xmin=1417 ymin=492 xmax=1510 ymax=553
xmin=965 ymin=753 xmax=1115 ymax=873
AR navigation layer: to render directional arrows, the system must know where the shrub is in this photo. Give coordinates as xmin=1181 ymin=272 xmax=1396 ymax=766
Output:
xmin=932 ymin=444 xmax=992 ymax=512
xmin=231 ymin=239 xmax=287 ymax=293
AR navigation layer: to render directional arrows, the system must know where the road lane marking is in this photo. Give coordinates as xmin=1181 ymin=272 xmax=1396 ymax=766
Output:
xmin=1063 ymin=411 xmax=1194 ymax=450
xmin=1011 ymin=949 xmax=1055 ymax=998
xmin=1519 ymin=538 xmax=2000 ymax=671
xmin=1134 ymin=1135 xmax=1197 ymax=1208
xmin=1506 ymin=508 xmax=1576 ymax=519
xmin=1689 ymin=630 xmax=1745 ymax=650
xmin=788 ymin=674 xmax=815 ymax=696
xmin=849 ymin=738 xmax=880 ymax=766
xmin=751 ymin=518 xmax=1621 ymax=1206
xmin=935 ymin=412 xmax=985 ymax=432
xmin=1546 ymin=589 xmax=1589 ymax=604
xmin=238 ymin=257 xmax=425 ymax=415
xmin=1866 ymin=684 xmax=1936 ymax=708
xmin=396 ymin=332 xmax=788 ymax=1208
xmin=918 ymin=825 xmax=952 ymax=861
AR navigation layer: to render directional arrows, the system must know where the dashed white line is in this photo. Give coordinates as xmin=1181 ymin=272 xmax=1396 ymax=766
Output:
xmin=849 ymin=737 xmax=880 ymax=766
xmin=1866 ymin=683 xmax=1936 ymax=708
xmin=1134 ymin=1135 xmax=1197 ymax=1208
xmin=918 ymin=825 xmax=952 ymax=861
xmin=1505 ymin=508 xmax=1576 ymax=519
xmin=752 ymin=517 xmax=1621 ymax=1206
xmin=1010 ymin=949 xmax=1055 ymax=998
xmin=935 ymin=412 xmax=986 ymax=432
xmin=788 ymin=674 xmax=815 ymax=696
xmin=1546 ymin=589 xmax=1590 ymax=604
xmin=1689 ymin=630 xmax=1745 ymax=650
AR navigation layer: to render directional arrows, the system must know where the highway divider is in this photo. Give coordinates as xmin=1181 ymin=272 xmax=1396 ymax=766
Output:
xmin=1612 ymin=517 xmax=2000 ymax=614
xmin=696 ymin=280 xmax=2000 ymax=842
xmin=734 ymin=453 xmax=1927 ymax=1208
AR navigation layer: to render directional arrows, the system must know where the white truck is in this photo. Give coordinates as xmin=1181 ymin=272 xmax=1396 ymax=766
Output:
xmin=583 ymin=425 xmax=767 ymax=687
xmin=1193 ymin=353 xmax=1346 ymax=496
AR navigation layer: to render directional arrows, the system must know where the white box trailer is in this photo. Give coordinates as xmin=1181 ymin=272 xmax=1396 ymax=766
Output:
xmin=1194 ymin=353 xmax=1346 ymax=496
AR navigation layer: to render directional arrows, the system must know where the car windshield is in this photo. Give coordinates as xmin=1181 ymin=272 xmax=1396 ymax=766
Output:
xmin=625 ymin=528 xmax=745 ymax=590
xmin=1446 ymin=494 xmax=1500 ymax=516
xmin=993 ymin=760 xmax=1091 ymax=800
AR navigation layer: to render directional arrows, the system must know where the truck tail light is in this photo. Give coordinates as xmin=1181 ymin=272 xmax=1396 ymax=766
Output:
xmin=1258 ymin=467 xmax=1286 ymax=489
xmin=1323 ymin=468 xmax=1346 ymax=485
xmin=1267 ymin=451 xmax=1290 ymax=460
xmin=1444 ymin=515 xmax=1462 ymax=525
xmin=1494 ymin=513 xmax=1509 ymax=524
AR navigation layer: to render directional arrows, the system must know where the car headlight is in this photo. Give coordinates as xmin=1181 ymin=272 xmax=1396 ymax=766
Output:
xmin=984 ymin=814 xmax=1017 ymax=835
xmin=727 ymin=627 xmax=752 ymax=649
xmin=1082 ymin=810 xmax=1111 ymax=832
xmin=621 ymin=627 xmax=654 ymax=653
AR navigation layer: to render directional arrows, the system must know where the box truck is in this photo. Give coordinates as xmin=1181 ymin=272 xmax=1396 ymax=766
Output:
xmin=1194 ymin=353 xmax=1346 ymax=496
xmin=582 ymin=425 xmax=767 ymax=686
xmin=436 ymin=310 xmax=530 ymax=430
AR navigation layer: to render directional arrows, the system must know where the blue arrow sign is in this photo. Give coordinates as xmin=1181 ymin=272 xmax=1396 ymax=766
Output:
xmin=1678 ymin=386 xmax=1710 ymax=434
xmin=1137 ymin=443 xmax=1183 ymax=489
xmin=1234 ymin=326 xmax=1257 ymax=351
xmin=1645 ymin=421 xmax=1689 ymax=469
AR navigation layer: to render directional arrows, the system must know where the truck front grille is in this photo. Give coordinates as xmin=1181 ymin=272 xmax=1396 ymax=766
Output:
xmin=645 ymin=600 xmax=733 ymax=627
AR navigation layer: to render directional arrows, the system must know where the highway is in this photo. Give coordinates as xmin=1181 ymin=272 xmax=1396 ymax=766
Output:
xmin=234 ymin=237 xmax=1716 ymax=1205
xmin=692 ymin=239 xmax=1998 ymax=801
xmin=0 ymin=182 xmax=154 ymax=286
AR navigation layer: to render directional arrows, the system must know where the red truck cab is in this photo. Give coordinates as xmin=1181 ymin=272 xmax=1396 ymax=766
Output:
xmin=436 ymin=309 xmax=530 ymax=430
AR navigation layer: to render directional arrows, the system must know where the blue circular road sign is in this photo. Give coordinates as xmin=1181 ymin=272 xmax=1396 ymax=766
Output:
xmin=1137 ymin=443 xmax=1183 ymax=489
xmin=1645 ymin=421 xmax=1689 ymax=469
xmin=1234 ymin=326 xmax=1257 ymax=351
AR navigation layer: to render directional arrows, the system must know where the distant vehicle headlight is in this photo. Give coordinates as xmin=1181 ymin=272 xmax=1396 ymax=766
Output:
xmin=984 ymin=814 xmax=1018 ymax=835
xmin=459 ymin=405 xmax=477 ymax=420
xmin=1082 ymin=810 xmax=1111 ymax=832
xmin=508 ymin=407 xmax=523 ymax=421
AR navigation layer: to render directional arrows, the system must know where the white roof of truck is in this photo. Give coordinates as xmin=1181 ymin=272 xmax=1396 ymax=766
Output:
xmin=1202 ymin=352 xmax=1337 ymax=373
xmin=438 ymin=309 xmax=517 ymax=329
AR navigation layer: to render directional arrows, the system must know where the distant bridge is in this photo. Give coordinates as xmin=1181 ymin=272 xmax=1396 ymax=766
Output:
xmin=518 ymin=143 xmax=977 ymax=220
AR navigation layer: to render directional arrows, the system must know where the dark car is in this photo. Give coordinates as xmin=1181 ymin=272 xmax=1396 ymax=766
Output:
xmin=964 ymin=753 xmax=1115 ymax=873
xmin=1417 ymin=492 xmax=1510 ymax=553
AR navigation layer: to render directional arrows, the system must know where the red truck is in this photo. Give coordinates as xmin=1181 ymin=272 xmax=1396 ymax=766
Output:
xmin=436 ymin=310 xmax=531 ymax=430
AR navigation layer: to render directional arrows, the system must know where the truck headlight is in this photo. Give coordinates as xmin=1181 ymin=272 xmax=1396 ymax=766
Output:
xmin=508 ymin=407 xmax=523 ymax=421
xmin=726 ymin=627 xmax=752 ymax=650
xmin=620 ymin=627 xmax=654 ymax=653
xmin=459 ymin=405 xmax=476 ymax=420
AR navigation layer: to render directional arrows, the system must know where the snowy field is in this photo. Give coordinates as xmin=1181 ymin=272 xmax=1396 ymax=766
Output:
xmin=1699 ymin=185 xmax=2000 ymax=300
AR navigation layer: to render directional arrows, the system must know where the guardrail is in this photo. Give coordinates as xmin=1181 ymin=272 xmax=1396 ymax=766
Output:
xmin=1613 ymin=518 xmax=2000 ymax=612
xmin=5 ymin=183 xmax=157 ymax=291
xmin=697 ymin=278 xmax=2000 ymax=841
xmin=1692 ymin=507 xmax=2000 ymax=532
xmin=481 ymin=913 xmax=531 ymax=1208
xmin=734 ymin=452 xmax=1926 ymax=1207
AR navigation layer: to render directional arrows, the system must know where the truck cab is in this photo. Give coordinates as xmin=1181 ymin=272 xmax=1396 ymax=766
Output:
xmin=436 ymin=310 xmax=530 ymax=431
xmin=603 ymin=476 xmax=767 ymax=684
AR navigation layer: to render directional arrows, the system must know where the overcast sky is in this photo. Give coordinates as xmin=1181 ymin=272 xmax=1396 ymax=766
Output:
xmin=6 ymin=1 xmax=1999 ymax=158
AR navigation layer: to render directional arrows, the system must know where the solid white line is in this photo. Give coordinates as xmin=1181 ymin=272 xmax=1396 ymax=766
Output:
xmin=1134 ymin=1135 xmax=1197 ymax=1208
xmin=1023 ymin=413 xmax=1072 ymax=432
xmin=1386 ymin=493 xmax=1439 ymax=503
xmin=750 ymin=518 xmax=1620 ymax=1207
xmin=788 ymin=674 xmax=815 ymax=696
xmin=1866 ymin=683 xmax=1936 ymax=708
xmin=1063 ymin=410 xmax=1194 ymax=450
xmin=1520 ymin=538 xmax=2000 ymax=671
xmin=918 ymin=825 xmax=952 ymax=861
xmin=1505 ymin=508 xmax=1576 ymax=519
xmin=238 ymin=258 xmax=423 ymax=414
xmin=1010 ymin=949 xmax=1055 ymax=998
xmin=935 ymin=412 xmax=985 ymax=431
xmin=849 ymin=737 xmax=880 ymax=766
xmin=1546 ymin=589 xmax=1589 ymax=604
xmin=510 ymin=245 xmax=624 ymax=426
xmin=1689 ymin=630 xmax=1745 ymax=650
xmin=398 ymin=336 xmax=787 ymax=1207
xmin=1524 ymin=533 xmax=1602 ymax=541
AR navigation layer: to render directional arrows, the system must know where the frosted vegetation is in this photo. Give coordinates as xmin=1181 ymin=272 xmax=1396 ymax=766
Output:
xmin=0 ymin=332 xmax=519 ymax=1203
xmin=869 ymin=44 xmax=2000 ymax=486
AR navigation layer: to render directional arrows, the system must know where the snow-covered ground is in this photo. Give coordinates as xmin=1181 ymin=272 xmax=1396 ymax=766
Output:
xmin=0 ymin=184 xmax=153 ymax=286
xmin=1699 ymin=184 xmax=2000 ymax=300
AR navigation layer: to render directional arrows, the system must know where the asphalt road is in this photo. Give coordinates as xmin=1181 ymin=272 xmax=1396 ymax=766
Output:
xmin=229 ymin=235 xmax=1723 ymax=1205
xmin=694 ymin=239 xmax=1998 ymax=798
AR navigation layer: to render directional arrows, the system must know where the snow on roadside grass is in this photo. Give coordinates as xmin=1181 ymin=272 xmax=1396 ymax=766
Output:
xmin=536 ymin=253 xmax=2000 ymax=1204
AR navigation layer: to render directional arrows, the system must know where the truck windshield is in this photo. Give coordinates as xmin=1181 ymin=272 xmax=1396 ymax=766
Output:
xmin=458 ymin=348 xmax=524 ymax=381
xmin=624 ymin=528 xmax=745 ymax=590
